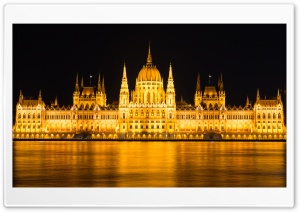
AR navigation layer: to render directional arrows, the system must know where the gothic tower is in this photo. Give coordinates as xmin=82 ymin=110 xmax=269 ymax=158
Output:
xmin=118 ymin=62 xmax=130 ymax=133
xmin=166 ymin=63 xmax=176 ymax=106
xmin=194 ymin=73 xmax=202 ymax=106
xmin=218 ymin=73 xmax=225 ymax=106
xmin=95 ymin=73 xmax=106 ymax=106
xmin=166 ymin=62 xmax=176 ymax=133
xmin=73 ymin=73 xmax=80 ymax=105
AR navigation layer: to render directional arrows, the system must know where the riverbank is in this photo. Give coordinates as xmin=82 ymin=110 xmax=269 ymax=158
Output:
xmin=13 ymin=138 xmax=287 ymax=142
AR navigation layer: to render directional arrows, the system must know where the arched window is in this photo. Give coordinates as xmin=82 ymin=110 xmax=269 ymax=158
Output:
xmin=273 ymin=113 xmax=276 ymax=119
xmin=268 ymin=113 xmax=271 ymax=119
xmin=157 ymin=110 xmax=160 ymax=116
xmin=130 ymin=110 xmax=133 ymax=118
xmin=33 ymin=113 xmax=36 ymax=119
xmin=18 ymin=113 xmax=21 ymax=119
xmin=162 ymin=110 xmax=165 ymax=118
xmin=263 ymin=113 xmax=266 ymax=119
xmin=169 ymin=112 xmax=172 ymax=119
xmin=122 ymin=113 xmax=125 ymax=119
xmin=278 ymin=113 xmax=281 ymax=119
xmin=28 ymin=114 xmax=31 ymax=119
xmin=257 ymin=114 xmax=260 ymax=119
xmin=135 ymin=110 xmax=138 ymax=116
xmin=151 ymin=110 xmax=154 ymax=116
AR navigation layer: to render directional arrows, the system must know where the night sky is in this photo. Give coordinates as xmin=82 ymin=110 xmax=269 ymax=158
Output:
xmin=13 ymin=24 xmax=286 ymax=109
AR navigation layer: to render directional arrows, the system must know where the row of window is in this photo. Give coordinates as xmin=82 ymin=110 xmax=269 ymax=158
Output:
xmin=17 ymin=125 xmax=41 ymax=129
xmin=177 ymin=115 xmax=196 ymax=119
xmin=129 ymin=125 xmax=166 ymax=129
xmin=18 ymin=113 xmax=41 ymax=119
xmin=44 ymin=114 xmax=118 ymax=120
xmin=227 ymin=115 xmax=254 ymax=120
xmin=257 ymin=108 xmax=281 ymax=110
xmin=257 ymin=113 xmax=281 ymax=119
xmin=45 ymin=115 xmax=71 ymax=120
xmin=257 ymin=126 xmax=282 ymax=129
xmin=129 ymin=110 xmax=166 ymax=118
xmin=129 ymin=120 xmax=165 ymax=123
xmin=258 ymin=121 xmax=281 ymax=123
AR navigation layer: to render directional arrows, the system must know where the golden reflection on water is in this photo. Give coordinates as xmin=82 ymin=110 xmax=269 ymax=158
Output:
xmin=13 ymin=141 xmax=286 ymax=187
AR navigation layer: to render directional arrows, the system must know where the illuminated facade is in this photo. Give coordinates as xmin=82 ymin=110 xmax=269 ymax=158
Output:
xmin=13 ymin=45 xmax=286 ymax=140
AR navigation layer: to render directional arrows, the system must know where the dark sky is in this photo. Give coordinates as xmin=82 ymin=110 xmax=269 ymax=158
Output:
xmin=13 ymin=24 xmax=286 ymax=108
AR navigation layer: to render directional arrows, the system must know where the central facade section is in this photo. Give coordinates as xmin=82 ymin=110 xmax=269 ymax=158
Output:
xmin=118 ymin=44 xmax=176 ymax=138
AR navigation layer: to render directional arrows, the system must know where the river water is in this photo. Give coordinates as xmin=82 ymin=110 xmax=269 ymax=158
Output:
xmin=13 ymin=141 xmax=286 ymax=187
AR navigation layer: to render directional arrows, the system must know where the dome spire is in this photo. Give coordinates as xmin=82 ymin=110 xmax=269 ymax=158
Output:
xmin=147 ymin=41 xmax=152 ymax=65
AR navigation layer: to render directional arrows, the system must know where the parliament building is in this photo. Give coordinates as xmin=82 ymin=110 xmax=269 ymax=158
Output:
xmin=13 ymin=45 xmax=286 ymax=140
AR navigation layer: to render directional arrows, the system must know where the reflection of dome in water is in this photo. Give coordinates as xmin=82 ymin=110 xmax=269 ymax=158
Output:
xmin=137 ymin=43 xmax=162 ymax=81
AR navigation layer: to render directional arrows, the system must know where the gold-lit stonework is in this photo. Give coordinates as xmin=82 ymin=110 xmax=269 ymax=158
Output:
xmin=13 ymin=44 xmax=286 ymax=140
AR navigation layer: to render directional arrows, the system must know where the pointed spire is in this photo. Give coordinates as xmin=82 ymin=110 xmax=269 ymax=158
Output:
xmin=81 ymin=76 xmax=84 ymax=88
xmin=38 ymin=90 xmax=42 ymax=100
xmin=97 ymin=73 xmax=101 ymax=91
xmin=146 ymin=41 xmax=152 ymax=65
xmin=196 ymin=73 xmax=201 ymax=92
xmin=219 ymin=72 xmax=224 ymax=91
xmin=256 ymin=89 xmax=260 ymax=101
xmin=246 ymin=96 xmax=249 ymax=105
xmin=277 ymin=89 xmax=281 ymax=99
xmin=102 ymin=76 xmax=105 ymax=94
xmin=123 ymin=61 xmax=127 ymax=79
xmin=19 ymin=89 xmax=23 ymax=102
xmin=54 ymin=96 xmax=58 ymax=106
xmin=168 ymin=62 xmax=173 ymax=80
xmin=181 ymin=95 xmax=183 ymax=102
xmin=75 ymin=73 xmax=80 ymax=91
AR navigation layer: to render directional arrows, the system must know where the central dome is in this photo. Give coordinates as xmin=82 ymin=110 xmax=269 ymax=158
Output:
xmin=138 ymin=65 xmax=161 ymax=81
xmin=137 ymin=43 xmax=162 ymax=82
